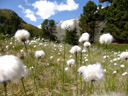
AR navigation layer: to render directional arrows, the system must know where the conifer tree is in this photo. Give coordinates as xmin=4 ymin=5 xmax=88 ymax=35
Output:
xmin=64 ymin=28 xmax=78 ymax=45
xmin=79 ymin=1 xmax=97 ymax=43
xmin=102 ymin=0 xmax=128 ymax=43
xmin=41 ymin=19 xmax=57 ymax=41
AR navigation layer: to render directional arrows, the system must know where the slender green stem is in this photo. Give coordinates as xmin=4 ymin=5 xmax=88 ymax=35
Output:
xmin=32 ymin=68 xmax=38 ymax=95
xmin=4 ymin=82 xmax=7 ymax=96
xmin=23 ymin=41 xmax=28 ymax=53
xmin=89 ymin=80 xmax=94 ymax=95
xmin=80 ymin=46 xmax=83 ymax=95
xmin=62 ymin=42 xmax=66 ymax=96
xmin=21 ymin=78 xmax=27 ymax=96
xmin=88 ymin=48 xmax=91 ymax=64
xmin=75 ymin=53 xmax=78 ymax=96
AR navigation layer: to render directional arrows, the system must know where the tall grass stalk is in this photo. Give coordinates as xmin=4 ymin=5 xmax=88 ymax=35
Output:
xmin=88 ymin=48 xmax=91 ymax=64
xmin=89 ymin=80 xmax=94 ymax=95
xmin=79 ymin=46 xmax=83 ymax=95
xmin=4 ymin=82 xmax=7 ymax=96
xmin=21 ymin=78 xmax=27 ymax=96
xmin=32 ymin=68 xmax=38 ymax=95
xmin=23 ymin=41 xmax=28 ymax=53
xmin=75 ymin=53 xmax=78 ymax=96
xmin=62 ymin=42 xmax=66 ymax=95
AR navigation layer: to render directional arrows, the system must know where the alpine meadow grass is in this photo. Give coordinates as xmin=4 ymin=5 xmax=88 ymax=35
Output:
xmin=0 ymin=37 xmax=128 ymax=96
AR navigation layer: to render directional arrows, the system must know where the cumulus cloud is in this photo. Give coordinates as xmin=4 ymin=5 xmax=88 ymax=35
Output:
xmin=18 ymin=5 xmax=24 ymax=10
xmin=32 ymin=0 xmax=57 ymax=19
xmin=24 ymin=9 xmax=37 ymax=22
xmin=57 ymin=0 xmax=79 ymax=11
xmin=18 ymin=5 xmax=37 ymax=22
xmin=19 ymin=0 xmax=79 ymax=21
xmin=32 ymin=0 xmax=79 ymax=19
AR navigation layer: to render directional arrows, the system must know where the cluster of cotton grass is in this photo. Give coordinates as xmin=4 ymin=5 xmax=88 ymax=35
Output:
xmin=0 ymin=55 xmax=27 ymax=96
xmin=2 ymin=23 xmax=128 ymax=96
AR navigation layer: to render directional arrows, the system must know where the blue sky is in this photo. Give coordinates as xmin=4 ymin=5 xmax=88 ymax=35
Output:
xmin=0 ymin=0 xmax=107 ymax=28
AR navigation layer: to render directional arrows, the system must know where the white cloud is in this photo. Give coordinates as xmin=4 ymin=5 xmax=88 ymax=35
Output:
xmin=19 ymin=0 xmax=79 ymax=21
xmin=32 ymin=0 xmax=79 ymax=19
xmin=18 ymin=5 xmax=37 ymax=22
xmin=32 ymin=0 xmax=57 ymax=19
xmin=18 ymin=5 xmax=24 ymax=10
xmin=57 ymin=0 xmax=79 ymax=11
xmin=24 ymin=9 xmax=37 ymax=22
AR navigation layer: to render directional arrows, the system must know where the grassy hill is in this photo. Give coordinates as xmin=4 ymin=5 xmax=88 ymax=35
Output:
xmin=0 ymin=9 xmax=41 ymax=38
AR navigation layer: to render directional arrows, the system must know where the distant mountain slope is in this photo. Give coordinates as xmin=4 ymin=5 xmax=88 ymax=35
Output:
xmin=0 ymin=9 xmax=41 ymax=37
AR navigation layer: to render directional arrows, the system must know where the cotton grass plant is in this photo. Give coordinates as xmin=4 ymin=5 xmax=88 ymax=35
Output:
xmin=120 ymin=52 xmax=128 ymax=60
xmin=0 ymin=55 xmax=27 ymax=96
xmin=82 ymin=62 xmax=104 ymax=94
xmin=61 ymin=19 xmax=75 ymax=95
xmin=15 ymin=29 xmax=30 ymax=53
xmin=79 ymin=32 xmax=90 ymax=44
xmin=34 ymin=50 xmax=45 ymax=94
xmin=70 ymin=45 xmax=81 ymax=95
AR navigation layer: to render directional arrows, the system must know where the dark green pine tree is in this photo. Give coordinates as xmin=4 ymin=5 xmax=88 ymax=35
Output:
xmin=102 ymin=0 xmax=128 ymax=43
xmin=79 ymin=1 xmax=97 ymax=43
xmin=41 ymin=19 xmax=49 ymax=39
xmin=64 ymin=28 xmax=78 ymax=45
xmin=49 ymin=20 xmax=57 ymax=41
xmin=41 ymin=19 xmax=57 ymax=41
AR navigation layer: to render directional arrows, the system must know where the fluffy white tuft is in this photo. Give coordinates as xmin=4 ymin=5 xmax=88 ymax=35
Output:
xmin=35 ymin=50 xmax=45 ymax=59
xmin=69 ymin=45 xmax=81 ymax=54
xmin=120 ymin=52 xmax=128 ymax=60
xmin=79 ymin=32 xmax=90 ymax=43
xmin=67 ymin=59 xmax=75 ymax=66
xmin=83 ymin=62 xmax=104 ymax=82
xmin=83 ymin=42 xmax=91 ymax=48
xmin=61 ymin=19 xmax=75 ymax=30
xmin=0 ymin=55 xmax=27 ymax=83
xmin=15 ymin=29 xmax=30 ymax=42
xmin=78 ymin=66 xmax=86 ymax=75
xmin=99 ymin=33 xmax=113 ymax=45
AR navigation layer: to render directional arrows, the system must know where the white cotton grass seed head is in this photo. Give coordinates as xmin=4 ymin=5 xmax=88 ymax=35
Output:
xmin=122 ymin=72 xmax=128 ymax=76
xmin=83 ymin=42 xmax=91 ymax=48
xmin=78 ymin=66 xmax=86 ymax=75
xmin=82 ymin=49 xmax=86 ymax=53
xmin=99 ymin=33 xmax=113 ymax=45
xmin=35 ymin=50 xmax=45 ymax=59
xmin=65 ymin=67 xmax=68 ymax=71
xmin=69 ymin=45 xmax=81 ymax=54
xmin=15 ymin=29 xmax=30 ymax=42
xmin=112 ymin=71 xmax=117 ymax=74
xmin=79 ymin=32 xmax=90 ymax=43
xmin=61 ymin=20 xmax=75 ymax=30
xmin=0 ymin=55 xmax=27 ymax=83
xmin=120 ymin=52 xmax=128 ymax=60
xmin=120 ymin=64 xmax=125 ymax=68
xmin=83 ymin=62 xmax=104 ymax=82
xmin=67 ymin=59 xmax=75 ymax=66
